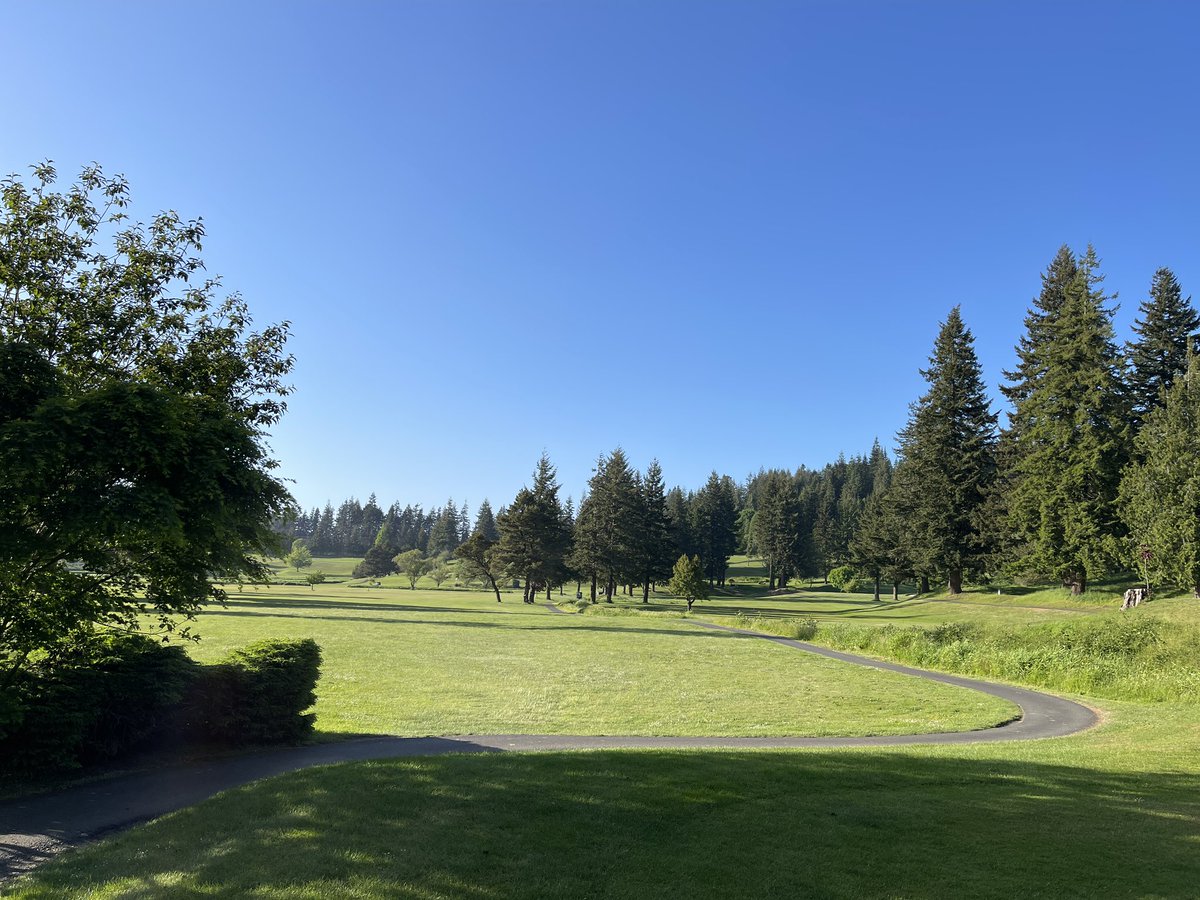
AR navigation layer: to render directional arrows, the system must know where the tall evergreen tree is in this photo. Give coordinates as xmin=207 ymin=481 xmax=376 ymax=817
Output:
xmin=750 ymin=471 xmax=804 ymax=590
xmin=691 ymin=473 xmax=739 ymax=585
xmin=570 ymin=449 xmax=640 ymax=602
xmin=1126 ymin=267 xmax=1200 ymax=426
xmin=494 ymin=454 xmax=573 ymax=603
xmin=631 ymin=460 xmax=676 ymax=602
xmin=893 ymin=307 xmax=997 ymax=594
xmin=473 ymin=499 xmax=500 ymax=542
xmin=1119 ymin=353 xmax=1200 ymax=597
xmin=1006 ymin=246 xmax=1131 ymax=593
xmin=1001 ymin=245 xmax=1078 ymax=414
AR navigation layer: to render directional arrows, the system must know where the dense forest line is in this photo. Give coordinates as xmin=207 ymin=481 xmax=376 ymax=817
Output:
xmin=281 ymin=245 xmax=1200 ymax=600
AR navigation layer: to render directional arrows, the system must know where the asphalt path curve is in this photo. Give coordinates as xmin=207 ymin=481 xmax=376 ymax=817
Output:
xmin=0 ymin=605 xmax=1097 ymax=882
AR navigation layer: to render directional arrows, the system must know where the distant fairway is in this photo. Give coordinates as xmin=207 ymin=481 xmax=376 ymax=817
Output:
xmin=187 ymin=582 xmax=1016 ymax=738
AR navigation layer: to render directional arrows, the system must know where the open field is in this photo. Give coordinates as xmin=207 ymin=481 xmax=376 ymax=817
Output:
xmin=183 ymin=584 xmax=1016 ymax=738
xmin=7 ymin=558 xmax=1199 ymax=898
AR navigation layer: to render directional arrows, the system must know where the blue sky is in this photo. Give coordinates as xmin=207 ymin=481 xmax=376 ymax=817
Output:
xmin=3 ymin=1 xmax=1198 ymax=512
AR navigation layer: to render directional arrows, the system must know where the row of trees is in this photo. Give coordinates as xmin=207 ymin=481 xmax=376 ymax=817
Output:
xmin=313 ymin=244 xmax=1198 ymax=603
xmin=283 ymin=496 xmax=475 ymax=558
xmin=852 ymin=248 xmax=1200 ymax=597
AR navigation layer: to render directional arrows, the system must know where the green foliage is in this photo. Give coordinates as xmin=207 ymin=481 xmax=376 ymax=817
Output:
xmin=185 ymin=639 xmax=321 ymax=746
xmin=304 ymin=571 xmax=326 ymax=590
xmin=287 ymin=539 xmax=313 ymax=571
xmin=494 ymin=454 xmax=573 ymax=600
xmin=352 ymin=544 xmax=398 ymax=579
xmin=428 ymin=561 xmax=451 ymax=588
xmin=817 ymin=614 xmax=1200 ymax=703
xmin=393 ymin=549 xmax=431 ymax=589
xmin=1126 ymin=267 xmax=1199 ymax=425
xmin=1005 ymin=246 xmax=1131 ymax=592
xmin=0 ymin=632 xmax=194 ymax=774
xmin=1119 ymin=356 xmax=1200 ymax=595
xmin=0 ymin=163 xmax=294 ymax=681
xmin=667 ymin=554 xmax=709 ymax=609
xmin=690 ymin=473 xmax=739 ymax=584
xmin=892 ymin=307 xmax=996 ymax=593
xmin=732 ymin=614 xmax=818 ymax=641
xmin=455 ymin=531 xmax=503 ymax=602
xmin=571 ymin=449 xmax=641 ymax=601
xmin=0 ymin=344 xmax=292 ymax=684
xmin=827 ymin=564 xmax=860 ymax=592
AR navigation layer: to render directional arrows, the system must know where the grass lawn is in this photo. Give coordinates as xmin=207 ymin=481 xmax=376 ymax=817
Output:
xmin=9 ymin=558 xmax=1197 ymax=898
xmin=9 ymin=701 xmax=1198 ymax=899
xmin=183 ymin=584 xmax=1015 ymax=738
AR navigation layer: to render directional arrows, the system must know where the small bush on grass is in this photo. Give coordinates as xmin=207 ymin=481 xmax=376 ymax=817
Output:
xmin=184 ymin=638 xmax=322 ymax=746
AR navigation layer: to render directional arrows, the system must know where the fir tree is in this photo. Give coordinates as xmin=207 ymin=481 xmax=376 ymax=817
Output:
xmin=1006 ymin=246 xmax=1131 ymax=593
xmin=894 ymin=307 xmax=997 ymax=594
xmin=494 ymin=454 xmax=573 ymax=602
xmin=473 ymin=499 xmax=500 ymax=542
xmin=631 ymin=460 xmax=676 ymax=602
xmin=570 ymin=450 xmax=640 ymax=602
xmin=1001 ymin=245 xmax=1078 ymax=414
xmin=1119 ymin=353 xmax=1200 ymax=597
xmin=750 ymin=471 xmax=804 ymax=590
xmin=1126 ymin=267 xmax=1199 ymax=426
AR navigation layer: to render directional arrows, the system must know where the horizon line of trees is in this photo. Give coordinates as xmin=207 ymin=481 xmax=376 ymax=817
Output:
xmin=285 ymin=246 xmax=1200 ymax=601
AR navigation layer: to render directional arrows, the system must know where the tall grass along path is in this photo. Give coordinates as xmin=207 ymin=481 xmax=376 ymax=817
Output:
xmin=0 ymin=608 xmax=1096 ymax=882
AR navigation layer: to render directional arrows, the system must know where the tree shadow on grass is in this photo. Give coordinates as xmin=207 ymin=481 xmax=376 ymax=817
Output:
xmin=197 ymin=608 xmax=743 ymax=640
xmin=14 ymin=750 xmax=1198 ymax=899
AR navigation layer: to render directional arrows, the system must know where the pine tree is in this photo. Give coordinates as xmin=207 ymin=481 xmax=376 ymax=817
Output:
xmin=750 ymin=471 xmax=803 ymax=590
xmin=473 ymin=499 xmax=500 ymax=542
xmin=631 ymin=460 xmax=676 ymax=602
xmin=1006 ymin=246 xmax=1131 ymax=593
xmin=494 ymin=454 xmax=573 ymax=602
xmin=1119 ymin=353 xmax=1200 ymax=597
xmin=570 ymin=450 xmax=640 ymax=602
xmin=893 ymin=307 xmax=997 ymax=594
xmin=1001 ymin=245 xmax=1078 ymax=414
xmin=1126 ymin=267 xmax=1199 ymax=426
xmin=691 ymin=473 xmax=739 ymax=585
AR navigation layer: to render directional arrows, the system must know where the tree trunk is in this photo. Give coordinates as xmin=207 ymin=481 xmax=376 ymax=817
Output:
xmin=948 ymin=570 xmax=963 ymax=595
xmin=1193 ymin=584 xmax=1200 ymax=598
xmin=873 ymin=576 xmax=881 ymax=602
xmin=488 ymin=575 xmax=502 ymax=603
xmin=642 ymin=579 xmax=650 ymax=603
xmin=546 ymin=584 xmax=551 ymax=601
xmin=1070 ymin=573 xmax=1086 ymax=595
xmin=919 ymin=575 xmax=930 ymax=593
xmin=590 ymin=573 xmax=598 ymax=603
xmin=768 ymin=560 xmax=775 ymax=591
xmin=891 ymin=582 xmax=899 ymax=601
xmin=686 ymin=597 xmax=694 ymax=611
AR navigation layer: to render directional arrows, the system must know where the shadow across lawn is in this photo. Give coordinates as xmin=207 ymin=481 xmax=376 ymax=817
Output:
xmin=12 ymin=750 xmax=1198 ymax=899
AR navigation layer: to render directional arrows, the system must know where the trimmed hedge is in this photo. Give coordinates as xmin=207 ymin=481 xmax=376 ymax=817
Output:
xmin=1 ymin=635 xmax=323 ymax=776
xmin=0 ymin=632 xmax=195 ymax=774
xmin=183 ymin=638 xmax=322 ymax=746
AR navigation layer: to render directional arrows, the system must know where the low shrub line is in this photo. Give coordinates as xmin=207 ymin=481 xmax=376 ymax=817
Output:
xmin=0 ymin=634 xmax=322 ymax=776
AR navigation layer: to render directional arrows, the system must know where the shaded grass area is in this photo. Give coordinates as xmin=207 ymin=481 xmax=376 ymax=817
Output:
xmin=10 ymin=702 xmax=1199 ymax=899
xmin=183 ymin=586 xmax=1015 ymax=738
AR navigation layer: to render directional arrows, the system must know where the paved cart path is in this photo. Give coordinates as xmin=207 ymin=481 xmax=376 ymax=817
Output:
xmin=0 ymin=608 xmax=1097 ymax=882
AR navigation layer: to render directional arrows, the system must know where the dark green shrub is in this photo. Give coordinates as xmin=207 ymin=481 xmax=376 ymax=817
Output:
xmin=184 ymin=638 xmax=322 ymax=746
xmin=0 ymin=632 xmax=195 ymax=774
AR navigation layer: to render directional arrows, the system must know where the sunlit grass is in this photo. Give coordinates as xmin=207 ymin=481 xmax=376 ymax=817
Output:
xmin=185 ymin=584 xmax=1015 ymax=738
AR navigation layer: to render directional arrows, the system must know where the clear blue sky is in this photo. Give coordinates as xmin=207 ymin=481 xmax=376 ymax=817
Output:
xmin=4 ymin=1 xmax=1198 ymax=512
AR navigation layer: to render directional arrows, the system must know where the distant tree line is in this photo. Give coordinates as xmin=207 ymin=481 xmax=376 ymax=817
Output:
xmin=290 ymin=246 xmax=1200 ymax=601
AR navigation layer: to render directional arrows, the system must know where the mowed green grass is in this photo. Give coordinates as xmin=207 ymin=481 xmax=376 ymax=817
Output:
xmin=11 ymin=702 xmax=1199 ymax=899
xmin=185 ymin=583 xmax=1016 ymax=738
